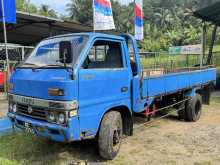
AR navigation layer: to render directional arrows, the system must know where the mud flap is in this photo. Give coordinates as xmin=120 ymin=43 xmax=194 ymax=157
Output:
xmin=201 ymin=86 xmax=211 ymax=105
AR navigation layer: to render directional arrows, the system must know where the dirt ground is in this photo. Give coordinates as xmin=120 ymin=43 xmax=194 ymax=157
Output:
xmin=0 ymin=97 xmax=220 ymax=165
xmin=116 ymin=102 xmax=220 ymax=165
xmin=0 ymin=100 xmax=7 ymax=118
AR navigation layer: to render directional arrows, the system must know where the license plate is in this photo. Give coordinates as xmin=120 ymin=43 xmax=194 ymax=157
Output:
xmin=24 ymin=122 xmax=35 ymax=134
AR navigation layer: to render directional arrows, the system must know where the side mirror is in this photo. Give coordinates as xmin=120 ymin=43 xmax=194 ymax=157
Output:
xmin=59 ymin=41 xmax=73 ymax=64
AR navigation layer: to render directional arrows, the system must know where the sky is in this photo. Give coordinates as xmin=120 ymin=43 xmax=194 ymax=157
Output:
xmin=30 ymin=0 xmax=134 ymax=15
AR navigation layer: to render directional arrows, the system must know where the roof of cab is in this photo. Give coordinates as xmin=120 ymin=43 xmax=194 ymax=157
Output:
xmin=45 ymin=32 xmax=125 ymax=41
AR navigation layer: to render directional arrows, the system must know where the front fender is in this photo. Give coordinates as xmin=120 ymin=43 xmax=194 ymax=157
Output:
xmin=78 ymin=99 xmax=131 ymax=139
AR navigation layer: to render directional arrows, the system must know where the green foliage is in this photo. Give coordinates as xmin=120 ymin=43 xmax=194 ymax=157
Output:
xmin=65 ymin=0 xmax=219 ymax=51
xmin=16 ymin=0 xmax=58 ymax=18
xmin=66 ymin=0 xmax=93 ymax=25
xmin=141 ymin=54 xmax=200 ymax=70
xmin=16 ymin=0 xmax=220 ymax=52
xmin=16 ymin=0 xmax=38 ymax=13
xmin=38 ymin=5 xmax=58 ymax=18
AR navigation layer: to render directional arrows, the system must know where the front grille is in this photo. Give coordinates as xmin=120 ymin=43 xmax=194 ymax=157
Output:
xmin=17 ymin=104 xmax=47 ymax=121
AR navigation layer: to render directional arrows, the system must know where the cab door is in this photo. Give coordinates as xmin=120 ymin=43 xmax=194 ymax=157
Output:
xmin=78 ymin=39 xmax=132 ymax=136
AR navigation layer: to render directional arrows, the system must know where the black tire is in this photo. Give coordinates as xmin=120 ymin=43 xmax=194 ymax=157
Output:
xmin=185 ymin=94 xmax=202 ymax=122
xmin=98 ymin=111 xmax=122 ymax=160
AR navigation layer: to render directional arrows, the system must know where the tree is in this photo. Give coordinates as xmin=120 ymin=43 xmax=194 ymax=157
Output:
xmin=66 ymin=0 xmax=93 ymax=25
xmin=38 ymin=4 xmax=58 ymax=18
xmin=16 ymin=0 xmax=38 ymax=13
xmin=16 ymin=0 xmax=58 ymax=18
xmin=64 ymin=0 xmax=220 ymax=51
xmin=66 ymin=0 xmax=134 ymax=32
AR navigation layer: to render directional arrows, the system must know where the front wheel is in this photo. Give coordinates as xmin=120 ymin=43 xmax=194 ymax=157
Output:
xmin=98 ymin=111 xmax=122 ymax=160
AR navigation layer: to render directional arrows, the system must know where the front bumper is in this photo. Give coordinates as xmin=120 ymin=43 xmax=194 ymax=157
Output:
xmin=8 ymin=112 xmax=80 ymax=142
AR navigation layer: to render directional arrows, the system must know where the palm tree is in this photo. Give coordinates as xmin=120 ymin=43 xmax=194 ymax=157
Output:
xmin=66 ymin=0 xmax=93 ymax=25
xmin=16 ymin=0 xmax=38 ymax=13
xmin=153 ymin=8 xmax=174 ymax=30
xmin=38 ymin=4 xmax=58 ymax=18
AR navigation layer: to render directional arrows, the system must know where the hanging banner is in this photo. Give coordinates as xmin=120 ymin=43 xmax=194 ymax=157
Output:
xmin=134 ymin=0 xmax=143 ymax=40
xmin=0 ymin=0 xmax=16 ymax=23
xmin=169 ymin=44 xmax=202 ymax=55
xmin=93 ymin=0 xmax=115 ymax=31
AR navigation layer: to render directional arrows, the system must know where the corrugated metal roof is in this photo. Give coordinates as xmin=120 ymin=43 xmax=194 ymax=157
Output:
xmin=0 ymin=11 xmax=92 ymax=45
xmin=194 ymin=1 xmax=220 ymax=26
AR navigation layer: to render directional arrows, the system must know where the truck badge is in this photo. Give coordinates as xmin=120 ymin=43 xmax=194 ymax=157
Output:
xmin=28 ymin=106 xmax=33 ymax=114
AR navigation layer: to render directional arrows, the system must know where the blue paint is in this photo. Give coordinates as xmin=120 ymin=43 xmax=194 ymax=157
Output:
xmin=6 ymin=114 xmax=80 ymax=142
xmin=142 ymin=68 xmax=216 ymax=98
xmin=6 ymin=33 xmax=217 ymax=142
xmin=10 ymin=69 xmax=78 ymax=101
xmin=0 ymin=118 xmax=12 ymax=135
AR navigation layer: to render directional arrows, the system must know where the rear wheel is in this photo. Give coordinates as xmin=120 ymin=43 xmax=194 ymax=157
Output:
xmin=185 ymin=94 xmax=202 ymax=122
xmin=98 ymin=111 xmax=122 ymax=160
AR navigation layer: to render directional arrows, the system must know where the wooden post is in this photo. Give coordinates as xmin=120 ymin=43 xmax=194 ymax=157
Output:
xmin=201 ymin=23 xmax=206 ymax=67
xmin=207 ymin=25 xmax=218 ymax=65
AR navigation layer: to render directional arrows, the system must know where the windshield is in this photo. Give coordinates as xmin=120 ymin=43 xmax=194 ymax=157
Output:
xmin=21 ymin=35 xmax=88 ymax=68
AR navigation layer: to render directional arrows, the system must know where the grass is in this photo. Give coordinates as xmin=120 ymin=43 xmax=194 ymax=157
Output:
xmin=211 ymin=97 xmax=220 ymax=104
xmin=141 ymin=54 xmax=202 ymax=70
xmin=0 ymin=132 xmax=102 ymax=165
xmin=213 ymin=45 xmax=220 ymax=53
xmin=0 ymin=133 xmax=70 ymax=165
xmin=140 ymin=51 xmax=220 ymax=70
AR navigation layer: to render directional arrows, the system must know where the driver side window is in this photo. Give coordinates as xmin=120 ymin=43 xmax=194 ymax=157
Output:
xmin=82 ymin=40 xmax=123 ymax=69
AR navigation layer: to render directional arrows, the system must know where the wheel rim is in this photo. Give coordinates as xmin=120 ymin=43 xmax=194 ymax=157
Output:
xmin=113 ymin=128 xmax=121 ymax=148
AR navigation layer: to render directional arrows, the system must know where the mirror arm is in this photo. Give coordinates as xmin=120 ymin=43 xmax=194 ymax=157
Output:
xmin=67 ymin=67 xmax=75 ymax=80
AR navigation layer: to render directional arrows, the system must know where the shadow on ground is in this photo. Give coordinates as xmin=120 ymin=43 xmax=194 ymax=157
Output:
xmin=0 ymin=132 xmax=106 ymax=165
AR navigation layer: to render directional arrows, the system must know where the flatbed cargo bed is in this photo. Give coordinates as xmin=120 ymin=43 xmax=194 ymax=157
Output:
xmin=142 ymin=67 xmax=216 ymax=98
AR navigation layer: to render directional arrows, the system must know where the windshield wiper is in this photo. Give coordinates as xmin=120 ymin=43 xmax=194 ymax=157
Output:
xmin=17 ymin=63 xmax=39 ymax=68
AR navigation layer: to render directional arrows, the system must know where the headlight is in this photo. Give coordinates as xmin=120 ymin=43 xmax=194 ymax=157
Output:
xmin=48 ymin=112 xmax=56 ymax=122
xmin=9 ymin=103 xmax=13 ymax=112
xmin=12 ymin=104 xmax=17 ymax=113
xmin=69 ymin=110 xmax=78 ymax=117
xmin=58 ymin=113 xmax=65 ymax=124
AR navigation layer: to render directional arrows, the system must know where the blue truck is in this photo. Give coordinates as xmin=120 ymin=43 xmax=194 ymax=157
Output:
xmin=7 ymin=33 xmax=216 ymax=159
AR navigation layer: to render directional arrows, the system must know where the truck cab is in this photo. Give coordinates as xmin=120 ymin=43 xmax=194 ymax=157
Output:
xmin=8 ymin=33 xmax=139 ymax=159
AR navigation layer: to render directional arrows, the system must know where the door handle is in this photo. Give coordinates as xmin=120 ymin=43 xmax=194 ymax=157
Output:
xmin=82 ymin=74 xmax=95 ymax=80
xmin=121 ymin=87 xmax=128 ymax=93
